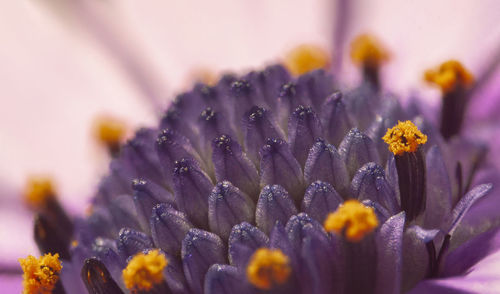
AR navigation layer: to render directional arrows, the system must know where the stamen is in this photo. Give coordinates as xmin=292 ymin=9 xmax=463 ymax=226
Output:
xmin=24 ymin=176 xmax=55 ymax=209
xmin=284 ymin=44 xmax=330 ymax=76
xmin=323 ymin=199 xmax=378 ymax=242
xmin=424 ymin=60 xmax=474 ymax=93
xmin=19 ymin=253 xmax=62 ymax=294
xmin=246 ymin=248 xmax=291 ymax=290
xmin=382 ymin=120 xmax=427 ymax=156
xmin=383 ymin=121 xmax=427 ymax=222
xmin=122 ymin=249 xmax=168 ymax=292
xmin=93 ymin=115 xmax=127 ymax=156
xmin=424 ymin=60 xmax=474 ymax=139
xmin=350 ymin=34 xmax=389 ymax=90
xmin=350 ymin=34 xmax=389 ymax=68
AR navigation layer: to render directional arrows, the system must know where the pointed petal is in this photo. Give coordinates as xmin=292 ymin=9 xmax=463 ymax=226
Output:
xmin=150 ymin=203 xmax=193 ymax=255
xmin=204 ymin=264 xmax=250 ymax=294
xmin=243 ymin=106 xmax=284 ymax=165
xmin=320 ymin=91 xmax=352 ymax=146
xmin=445 ymin=184 xmax=493 ymax=235
xmin=402 ymin=225 xmax=439 ymax=292
xmin=285 ymin=213 xmax=326 ymax=255
xmin=351 ymin=162 xmax=399 ymax=214
xmin=173 ymin=158 xmax=213 ymax=228
xmin=156 ymin=128 xmax=201 ymax=186
xmin=296 ymin=69 xmax=335 ymax=112
xmin=375 ymin=212 xmax=405 ymax=294
xmin=304 ymin=139 xmax=350 ymax=197
xmin=228 ymin=222 xmax=269 ymax=268
xmin=208 ymin=181 xmax=256 ymax=240
xmin=301 ymin=181 xmax=343 ymax=223
xmin=182 ymin=229 xmax=227 ymax=294
xmin=443 ymin=227 xmax=500 ymax=277
xmin=424 ymin=145 xmax=453 ymax=229
xmin=116 ymin=228 xmax=153 ymax=261
xmin=132 ymin=179 xmax=174 ymax=231
xmin=212 ymin=135 xmax=260 ymax=200
xmin=288 ymin=105 xmax=324 ymax=166
xmin=338 ymin=128 xmax=380 ymax=178
xmin=255 ymin=185 xmax=298 ymax=235
xmin=198 ymin=107 xmax=236 ymax=153
xmin=259 ymin=138 xmax=305 ymax=202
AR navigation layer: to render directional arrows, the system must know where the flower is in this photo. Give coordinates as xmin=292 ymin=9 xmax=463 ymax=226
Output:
xmin=18 ymin=31 xmax=500 ymax=292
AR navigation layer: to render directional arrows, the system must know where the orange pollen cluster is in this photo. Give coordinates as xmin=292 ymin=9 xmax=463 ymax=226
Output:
xmin=382 ymin=120 xmax=428 ymax=156
xmin=350 ymin=34 xmax=390 ymax=68
xmin=19 ymin=253 xmax=62 ymax=294
xmin=424 ymin=60 xmax=474 ymax=93
xmin=284 ymin=44 xmax=330 ymax=76
xmin=246 ymin=248 xmax=291 ymax=290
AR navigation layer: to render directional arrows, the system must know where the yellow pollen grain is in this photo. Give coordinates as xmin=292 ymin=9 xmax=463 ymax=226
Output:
xmin=24 ymin=176 xmax=55 ymax=208
xmin=246 ymin=248 xmax=291 ymax=290
xmin=284 ymin=44 xmax=330 ymax=76
xmin=122 ymin=249 xmax=168 ymax=291
xmin=350 ymin=34 xmax=389 ymax=68
xmin=93 ymin=115 xmax=126 ymax=147
xmin=424 ymin=60 xmax=474 ymax=93
xmin=324 ymin=200 xmax=378 ymax=242
xmin=382 ymin=120 xmax=427 ymax=156
xmin=19 ymin=253 xmax=62 ymax=294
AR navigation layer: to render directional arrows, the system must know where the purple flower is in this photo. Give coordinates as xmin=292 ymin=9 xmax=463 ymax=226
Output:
xmin=20 ymin=35 xmax=500 ymax=292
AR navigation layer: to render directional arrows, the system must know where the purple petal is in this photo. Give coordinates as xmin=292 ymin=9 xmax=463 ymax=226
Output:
xmin=173 ymin=158 xmax=213 ymax=228
xmin=445 ymin=183 xmax=493 ymax=235
xmin=242 ymin=106 xmax=284 ymax=165
xmin=351 ymin=162 xmax=399 ymax=214
xmin=338 ymin=128 xmax=380 ymax=178
xmin=204 ymin=264 xmax=250 ymax=294
xmin=116 ymin=228 xmax=153 ymax=261
xmin=288 ymin=105 xmax=324 ymax=167
xmin=150 ymin=203 xmax=193 ymax=255
xmin=375 ymin=212 xmax=405 ymax=294
xmin=228 ymin=222 xmax=268 ymax=268
xmin=212 ymin=135 xmax=260 ymax=200
xmin=424 ymin=145 xmax=452 ymax=229
xmin=285 ymin=213 xmax=326 ymax=255
xmin=344 ymin=85 xmax=379 ymax=130
xmin=156 ymin=128 xmax=201 ymax=186
xmin=162 ymin=252 xmax=190 ymax=294
xmin=198 ymin=107 xmax=236 ymax=153
xmin=277 ymin=82 xmax=310 ymax=129
xmin=301 ymin=181 xmax=343 ymax=223
xmin=208 ymin=181 xmax=256 ymax=240
xmin=443 ymin=227 xmax=500 ymax=277
xmin=320 ymin=91 xmax=353 ymax=146
xmin=255 ymin=185 xmax=298 ymax=235
xmin=132 ymin=179 xmax=174 ymax=231
xmin=296 ymin=69 xmax=335 ymax=112
xmin=259 ymin=138 xmax=305 ymax=202
xmin=304 ymin=138 xmax=349 ymax=197
xmin=182 ymin=229 xmax=227 ymax=294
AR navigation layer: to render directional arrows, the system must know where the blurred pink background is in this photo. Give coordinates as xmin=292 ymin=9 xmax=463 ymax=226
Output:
xmin=1 ymin=0 xmax=499 ymax=291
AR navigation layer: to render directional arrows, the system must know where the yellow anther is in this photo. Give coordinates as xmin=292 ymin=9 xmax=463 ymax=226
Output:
xmin=324 ymin=200 xmax=378 ymax=242
xmin=71 ymin=240 xmax=79 ymax=248
xmin=24 ymin=176 xmax=55 ymax=208
xmin=382 ymin=120 xmax=428 ymax=156
xmin=284 ymin=44 xmax=330 ymax=76
xmin=122 ymin=249 xmax=168 ymax=291
xmin=93 ymin=115 xmax=126 ymax=147
xmin=350 ymin=34 xmax=389 ymax=68
xmin=424 ymin=60 xmax=474 ymax=93
xmin=246 ymin=248 xmax=291 ymax=290
xmin=19 ymin=253 xmax=62 ymax=294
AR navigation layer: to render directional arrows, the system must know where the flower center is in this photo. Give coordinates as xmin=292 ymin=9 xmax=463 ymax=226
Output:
xmin=323 ymin=199 xmax=379 ymax=242
xmin=19 ymin=253 xmax=62 ymax=294
xmin=122 ymin=249 xmax=168 ymax=292
xmin=246 ymin=248 xmax=292 ymax=290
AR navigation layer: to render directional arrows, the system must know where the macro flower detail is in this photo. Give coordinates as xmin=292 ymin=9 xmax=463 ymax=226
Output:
xmin=18 ymin=37 xmax=499 ymax=294
xmin=19 ymin=253 xmax=62 ymax=294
